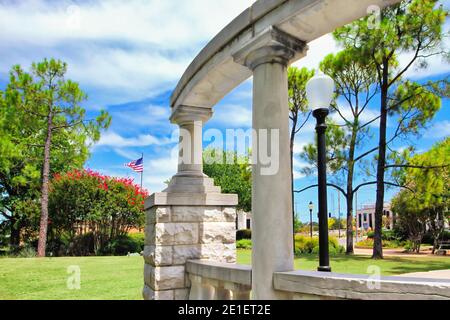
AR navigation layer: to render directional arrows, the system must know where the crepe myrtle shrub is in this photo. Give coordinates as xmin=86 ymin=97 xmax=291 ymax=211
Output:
xmin=48 ymin=169 xmax=148 ymax=256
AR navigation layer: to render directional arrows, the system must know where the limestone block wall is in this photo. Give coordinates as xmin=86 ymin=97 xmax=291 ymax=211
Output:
xmin=143 ymin=205 xmax=237 ymax=300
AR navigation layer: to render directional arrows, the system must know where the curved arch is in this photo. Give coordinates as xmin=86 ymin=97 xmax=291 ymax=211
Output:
xmin=170 ymin=0 xmax=400 ymax=114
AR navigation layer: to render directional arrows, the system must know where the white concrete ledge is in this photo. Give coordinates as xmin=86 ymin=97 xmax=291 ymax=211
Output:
xmin=274 ymin=270 xmax=450 ymax=300
xmin=186 ymin=260 xmax=252 ymax=286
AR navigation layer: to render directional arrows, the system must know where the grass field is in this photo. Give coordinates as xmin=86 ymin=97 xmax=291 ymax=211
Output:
xmin=237 ymin=250 xmax=450 ymax=275
xmin=0 ymin=250 xmax=449 ymax=300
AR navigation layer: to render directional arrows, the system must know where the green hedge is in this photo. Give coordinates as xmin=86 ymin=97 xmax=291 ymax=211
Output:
xmin=294 ymin=235 xmax=344 ymax=256
xmin=236 ymin=229 xmax=251 ymax=240
xmin=44 ymin=232 xmax=145 ymax=256
xmin=235 ymin=236 xmax=345 ymax=255
xmin=422 ymin=230 xmax=450 ymax=245
xmin=367 ymin=229 xmax=402 ymax=241
xmin=236 ymin=239 xmax=252 ymax=249
xmin=355 ymin=238 xmax=403 ymax=249
xmin=107 ymin=233 xmax=144 ymax=255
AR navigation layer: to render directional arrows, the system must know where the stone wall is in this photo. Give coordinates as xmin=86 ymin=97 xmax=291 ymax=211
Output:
xmin=143 ymin=199 xmax=237 ymax=300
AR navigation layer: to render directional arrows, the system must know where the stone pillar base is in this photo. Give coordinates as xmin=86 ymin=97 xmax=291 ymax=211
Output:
xmin=143 ymin=179 xmax=238 ymax=300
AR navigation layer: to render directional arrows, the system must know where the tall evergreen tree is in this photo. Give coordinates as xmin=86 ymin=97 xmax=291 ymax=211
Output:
xmin=333 ymin=0 xmax=448 ymax=258
xmin=3 ymin=59 xmax=111 ymax=256
xmin=288 ymin=67 xmax=315 ymax=240
xmin=300 ymin=48 xmax=379 ymax=254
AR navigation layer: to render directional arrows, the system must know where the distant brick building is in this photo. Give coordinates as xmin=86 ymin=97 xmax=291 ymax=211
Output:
xmin=356 ymin=203 xmax=395 ymax=231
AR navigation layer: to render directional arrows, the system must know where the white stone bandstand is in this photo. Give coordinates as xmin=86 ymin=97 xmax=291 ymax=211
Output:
xmin=143 ymin=0 xmax=450 ymax=300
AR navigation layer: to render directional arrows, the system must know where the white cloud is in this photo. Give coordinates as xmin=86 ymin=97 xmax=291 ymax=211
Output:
xmin=398 ymin=19 xmax=450 ymax=80
xmin=95 ymin=131 xmax=166 ymax=147
xmin=0 ymin=0 xmax=255 ymax=48
xmin=0 ymin=0 xmax=255 ymax=104
xmin=330 ymin=106 xmax=380 ymax=128
xmin=293 ymin=34 xmax=339 ymax=71
xmin=111 ymin=104 xmax=171 ymax=128
xmin=398 ymin=48 xmax=450 ymax=80
xmin=293 ymin=28 xmax=449 ymax=80
xmin=425 ymin=120 xmax=450 ymax=139
xmin=112 ymin=148 xmax=141 ymax=161
xmin=210 ymin=104 xmax=252 ymax=128
xmin=293 ymin=157 xmax=309 ymax=180
xmin=144 ymin=154 xmax=178 ymax=192
xmin=2 ymin=0 xmax=447 ymax=107
xmin=65 ymin=46 xmax=190 ymax=98
xmin=293 ymin=140 xmax=309 ymax=155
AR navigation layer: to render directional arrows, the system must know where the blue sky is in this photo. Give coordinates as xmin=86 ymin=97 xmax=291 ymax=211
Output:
xmin=1 ymin=0 xmax=449 ymax=223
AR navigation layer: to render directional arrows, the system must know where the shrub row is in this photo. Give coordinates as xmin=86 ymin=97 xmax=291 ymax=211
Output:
xmin=10 ymin=232 xmax=145 ymax=258
xmin=294 ymin=235 xmax=345 ymax=256
xmin=367 ymin=229 xmax=403 ymax=241
xmin=236 ymin=235 xmax=345 ymax=256
xmin=236 ymin=239 xmax=252 ymax=249
xmin=355 ymin=238 xmax=403 ymax=249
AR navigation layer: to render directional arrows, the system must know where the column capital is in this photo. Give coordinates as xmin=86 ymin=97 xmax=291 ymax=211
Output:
xmin=233 ymin=26 xmax=308 ymax=70
xmin=170 ymin=105 xmax=213 ymax=126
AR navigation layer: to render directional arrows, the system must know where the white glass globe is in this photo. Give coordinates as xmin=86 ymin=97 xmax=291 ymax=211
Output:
xmin=306 ymin=71 xmax=335 ymax=111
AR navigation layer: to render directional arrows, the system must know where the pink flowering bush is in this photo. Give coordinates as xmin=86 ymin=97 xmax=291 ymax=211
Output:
xmin=48 ymin=169 xmax=148 ymax=255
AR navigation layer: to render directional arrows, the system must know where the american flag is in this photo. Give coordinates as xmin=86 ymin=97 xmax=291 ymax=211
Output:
xmin=125 ymin=157 xmax=144 ymax=173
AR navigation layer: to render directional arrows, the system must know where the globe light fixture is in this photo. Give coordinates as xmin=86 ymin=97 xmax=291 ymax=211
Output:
xmin=306 ymin=71 xmax=335 ymax=111
xmin=306 ymin=70 xmax=335 ymax=273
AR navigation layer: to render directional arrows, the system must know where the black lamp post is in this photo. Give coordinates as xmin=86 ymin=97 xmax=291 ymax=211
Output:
xmin=306 ymin=71 xmax=335 ymax=273
xmin=308 ymin=201 xmax=314 ymax=238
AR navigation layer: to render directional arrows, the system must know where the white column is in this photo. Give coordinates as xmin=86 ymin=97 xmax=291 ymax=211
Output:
xmin=144 ymin=106 xmax=238 ymax=301
xmin=234 ymin=26 xmax=307 ymax=300
xmin=170 ymin=105 xmax=212 ymax=177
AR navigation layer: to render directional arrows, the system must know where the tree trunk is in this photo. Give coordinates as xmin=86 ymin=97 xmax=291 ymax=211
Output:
xmin=345 ymin=122 xmax=358 ymax=255
xmin=432 ymin=210 xmax=444 ymax=254
xmin=346 ymin=193 xmax=354 ymax=254
xmin=37 ymin=112 xmax=53 ymax=257
xmin=373 ymin=61 xmax=389 ymax=260
xmin=432 ymin=236 xmax=439 ymax=254
xmin=9 ymin=217 xmax=21 ymax=251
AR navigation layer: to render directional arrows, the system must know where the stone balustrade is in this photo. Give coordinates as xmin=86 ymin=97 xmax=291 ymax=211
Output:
xmin=184 ymin=261 xmax=450 ymax=300
xmin=186 ymin=260 xmax=252 ymax=300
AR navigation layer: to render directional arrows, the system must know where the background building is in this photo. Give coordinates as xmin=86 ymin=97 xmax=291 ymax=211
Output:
xmin=356 ymin=203 xmax=395 ymax=231
xmin=236 ymin=210 xmax=252 ymax=230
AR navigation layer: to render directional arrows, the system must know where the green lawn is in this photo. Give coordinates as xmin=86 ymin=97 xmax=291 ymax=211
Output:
xmin=0 ymin=250 xmax=449 ymax=300
xmin=237 ymin=250 xmax=450 ymax=276
xmin=0 ymin=256 xmax=143 ymax=300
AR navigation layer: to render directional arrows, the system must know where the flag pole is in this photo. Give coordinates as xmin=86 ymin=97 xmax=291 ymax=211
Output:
xmin=140 ymin=152 xmax=144 ymax=190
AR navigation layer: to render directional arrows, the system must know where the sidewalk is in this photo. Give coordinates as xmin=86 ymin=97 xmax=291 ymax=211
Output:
xmin=397 ymin=269 xmax=450 ymax=280
xmin=336 ymin=236 xmax=443 ymax=258
xmin=353 ymin=247 xmax=440 ymax=258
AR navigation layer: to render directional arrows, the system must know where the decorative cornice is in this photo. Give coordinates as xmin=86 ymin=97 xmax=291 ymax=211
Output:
xmin=233 ymin=26 xmax=308 ymax=70
xmin=170 ymin=105 xmax=213 ymax=125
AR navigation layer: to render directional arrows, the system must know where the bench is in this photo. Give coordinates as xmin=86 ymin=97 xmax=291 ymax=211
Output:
xmin=436 ymin=241 xmax=450 ymax=256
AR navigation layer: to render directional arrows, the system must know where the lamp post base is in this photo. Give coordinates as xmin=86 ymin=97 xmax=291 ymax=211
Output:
xmin=318 ymin=266 xmax=332 ymax=272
